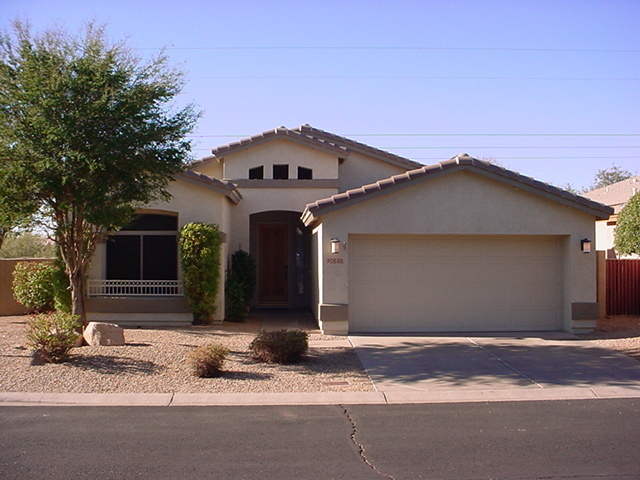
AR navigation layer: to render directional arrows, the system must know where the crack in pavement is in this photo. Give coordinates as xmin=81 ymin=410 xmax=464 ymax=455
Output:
xmin=341 ymin=405 xmax=396 ymax=480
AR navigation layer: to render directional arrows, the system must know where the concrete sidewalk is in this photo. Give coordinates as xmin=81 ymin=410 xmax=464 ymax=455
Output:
xmin=2 ymin=385 xmax=640 ymax=407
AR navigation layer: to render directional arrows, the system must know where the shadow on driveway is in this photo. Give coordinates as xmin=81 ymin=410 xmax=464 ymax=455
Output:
xmin=349 ymin=334 xmax=640 ymax=391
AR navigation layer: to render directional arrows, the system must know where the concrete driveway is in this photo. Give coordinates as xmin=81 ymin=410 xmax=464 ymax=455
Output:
xmin=349 ymin=333 xmax=640 ymax=397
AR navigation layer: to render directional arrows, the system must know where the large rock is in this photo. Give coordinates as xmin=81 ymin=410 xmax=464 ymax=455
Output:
xmin=83 ymin=322 xmax=125 ymax=346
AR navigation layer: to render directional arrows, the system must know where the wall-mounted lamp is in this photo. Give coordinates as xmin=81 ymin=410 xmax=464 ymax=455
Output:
xmin=581 ymin=238 xmax=592 ymax=253
xmin=330 ymin=238 xmax=342 ymax=254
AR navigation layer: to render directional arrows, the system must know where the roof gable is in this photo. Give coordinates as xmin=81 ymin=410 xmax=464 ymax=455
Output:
xmin=302 ymin=154 xmax=614 ymax=225
xmin=190 ymin=124 xmax=423 ymax=171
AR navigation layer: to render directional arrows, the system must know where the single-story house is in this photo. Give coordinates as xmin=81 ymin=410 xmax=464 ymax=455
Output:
xmin=583 ymin=175 xmax=640 ymax=259
xmin=86 ymin=124 xmax=613 ymax=334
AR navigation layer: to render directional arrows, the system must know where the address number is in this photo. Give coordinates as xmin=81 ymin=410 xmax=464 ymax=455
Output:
xmin=327 ymin=258 xmax=344 ymax=264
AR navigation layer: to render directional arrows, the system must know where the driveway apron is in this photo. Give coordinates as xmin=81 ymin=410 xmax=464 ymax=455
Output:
xmin=349 ymin=333 xmax=640 ymax=392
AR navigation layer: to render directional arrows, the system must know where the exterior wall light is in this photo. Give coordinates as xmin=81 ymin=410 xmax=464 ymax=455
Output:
xmin=581 ymin=238 xmax=592 ymax=253
xmin=330 ymin=238 xmax=341 ymax=254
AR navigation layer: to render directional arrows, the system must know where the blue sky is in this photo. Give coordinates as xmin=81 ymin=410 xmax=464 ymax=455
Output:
xmin=1 ymin=0 xmax=638 ymax=191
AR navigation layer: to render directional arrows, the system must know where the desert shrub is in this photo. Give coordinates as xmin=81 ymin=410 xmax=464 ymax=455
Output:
xmin=26 ymin=312 xmax=82 ymax=363
xmin=225 ymin=249 xmax=256 ymax=322
xmin=179 ymin=223 xmax=222 ymax=325
xmin=187 ymin=343 xmax=229 ymax=378
xmin=13 ymin=261 xmax=57 ymax=312
xmin=249 ymin=329 xmax=309 ymax=364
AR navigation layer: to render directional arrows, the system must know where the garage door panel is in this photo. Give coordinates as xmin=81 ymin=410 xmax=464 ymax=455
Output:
xmin=350 ymin=235 xmax=563 ymax=333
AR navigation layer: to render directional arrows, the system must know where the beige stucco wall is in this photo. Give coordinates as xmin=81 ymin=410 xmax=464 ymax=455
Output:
xmin=202 ymin=139 xmax=340 ymax=181
xmin=226 ymin=187 xmax=337 ymax=255
xmin=193 ymin=159 xmax=223 ymax=179
xmin=88 ymin=178 xmax=231 ymax=321
xmin=594 ymin=219 xmax=616 ymax=257
xmin=313 ymin=170 xmax=599 ymax=333
xmin=338 ymin=151 xmax=410 ymax=192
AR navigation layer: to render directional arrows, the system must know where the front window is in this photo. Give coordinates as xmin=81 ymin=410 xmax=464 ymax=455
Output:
xmin=106 ymin=214 xmax=178 ymax=280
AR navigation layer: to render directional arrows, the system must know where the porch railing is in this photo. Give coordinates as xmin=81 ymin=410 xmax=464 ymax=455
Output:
xmin=87 ymin=280 xmax=184 ymax=297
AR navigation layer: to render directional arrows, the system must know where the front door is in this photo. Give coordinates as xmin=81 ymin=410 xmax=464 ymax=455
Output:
xmin=258 ymin=223 xmax=289 ymax=304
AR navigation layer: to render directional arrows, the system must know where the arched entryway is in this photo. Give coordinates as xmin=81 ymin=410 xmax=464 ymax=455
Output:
xmin=250 ymin=211 xmax=311 ymax=309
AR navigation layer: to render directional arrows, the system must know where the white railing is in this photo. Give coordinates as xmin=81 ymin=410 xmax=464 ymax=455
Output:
xmin=87 ymin=280 xmax=184 ymax=297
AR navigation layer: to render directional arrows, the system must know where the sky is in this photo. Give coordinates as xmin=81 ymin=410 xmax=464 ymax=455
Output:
xmin=1 ymin=0 xmax=639 ymax=191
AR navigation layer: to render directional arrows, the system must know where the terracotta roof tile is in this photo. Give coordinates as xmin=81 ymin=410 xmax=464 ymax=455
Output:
xmin=302 ymin=154 xmax=613 ymax=223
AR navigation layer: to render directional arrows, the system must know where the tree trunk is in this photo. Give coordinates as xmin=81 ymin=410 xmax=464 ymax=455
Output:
xmin=69 ymin=270 xmax=86 ymax=325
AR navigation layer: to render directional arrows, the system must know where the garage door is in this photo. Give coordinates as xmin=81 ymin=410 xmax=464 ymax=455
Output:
xmin=349 ymin=235 xmax=563 ymax=332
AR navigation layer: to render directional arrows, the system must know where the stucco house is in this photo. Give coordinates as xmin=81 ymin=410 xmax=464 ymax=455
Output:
xmin=583 ymin=175 xmax=640 ymax=258
xmin=86 ymin=125 xmax=613 ymax=334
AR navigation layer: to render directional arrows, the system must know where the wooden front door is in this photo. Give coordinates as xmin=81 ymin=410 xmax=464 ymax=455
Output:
xmin=258 ymin=223 xmax=289 ymax=304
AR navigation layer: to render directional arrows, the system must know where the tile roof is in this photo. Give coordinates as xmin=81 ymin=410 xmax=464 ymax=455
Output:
xmin=189 ymin=125 xmax=422 ymax=170
xmin=302 ymin=154 xmax=614 ymax=225
xmin=292 ymin=124 xmax=423 ymax=170
xmin=176 ymin=170 xmax=242 ymax=204
xmin=582 ymin=175 xmax=640 ymax=214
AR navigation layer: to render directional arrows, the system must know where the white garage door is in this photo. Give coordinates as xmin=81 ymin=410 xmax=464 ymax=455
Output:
xmin=349 ymin=235 xmax=563 ymax=332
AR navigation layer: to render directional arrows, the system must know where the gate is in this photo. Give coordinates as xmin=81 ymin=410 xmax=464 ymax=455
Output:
xmin=606 ymin=259 xmax=640 ymax=315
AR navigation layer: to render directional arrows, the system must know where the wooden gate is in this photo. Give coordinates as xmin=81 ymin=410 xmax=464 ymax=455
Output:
xmin=606 ymin=259 xmax=640 ymax=315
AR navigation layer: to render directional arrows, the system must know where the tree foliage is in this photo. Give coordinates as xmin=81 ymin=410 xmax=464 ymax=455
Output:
xmin=0 ymin=232 xmax=56 ymax=258
xmin=0 ymin=20 xmax=199 ymax=322
xmin=590 ymin=164 xmax=633 ymax=190
xmin=179 ymin=223 xmax=222 ymax=325
xmin=615 ymin=192 xmax=640 ymax=256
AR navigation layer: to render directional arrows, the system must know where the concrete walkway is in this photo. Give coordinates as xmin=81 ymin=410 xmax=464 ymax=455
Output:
xmin=3 ymin=312 xmax=640 ymax=406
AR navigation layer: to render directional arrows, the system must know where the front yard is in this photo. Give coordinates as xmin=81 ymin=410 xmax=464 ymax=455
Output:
xmin=0 ymin=315 xmax=373 ymax=394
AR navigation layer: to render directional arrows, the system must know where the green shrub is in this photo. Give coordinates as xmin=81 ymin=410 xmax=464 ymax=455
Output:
xmin=52 ymin=249 xmax=72 ymax=313
xmin=179 ymin=223 xmax=222 ymax=325
xmin=187 ymin=343 xmax=229 ymax=377
xmin=13 ymin=261 xmax=57 ymax=313
xmin=26 ymin=312 xmax=82 ymax=363
xmin=249 ymin=329 xmax=309 ymax=364
xmin=225 ymin=249 xmax=257 ymax=322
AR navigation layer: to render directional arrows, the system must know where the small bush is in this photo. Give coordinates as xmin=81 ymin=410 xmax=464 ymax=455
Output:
xmin=187 ymin=344 xmax=229 ymax=377
xmin=225 ymin=250 xmax=257 ymax=323
xmin=26 ymin=312 xmax=82 ymax=363
xmin=13 ymin=261 xmax=57 ymax=313
xmin=249 ymin=329 xmax=309 ymax=364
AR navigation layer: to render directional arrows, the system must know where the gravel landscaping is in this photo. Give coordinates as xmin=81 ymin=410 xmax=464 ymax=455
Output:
xmin=576 ymin=315 xmax=640 ymax=361
xmin=1 ymin=314 xmax=639 ymax=395
xmin=0 ymin=315 xmax=374 ymax=394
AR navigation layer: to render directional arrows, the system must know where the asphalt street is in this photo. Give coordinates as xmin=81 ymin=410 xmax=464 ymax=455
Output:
xmin=2 ymin=399 xmax=639 ymax=480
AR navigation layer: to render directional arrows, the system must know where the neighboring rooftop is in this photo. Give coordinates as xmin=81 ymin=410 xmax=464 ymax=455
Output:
xmin=583 ymin=175 xmax=640 ymax=214
xmin=302 ymin=154 xmax=614 ymax=224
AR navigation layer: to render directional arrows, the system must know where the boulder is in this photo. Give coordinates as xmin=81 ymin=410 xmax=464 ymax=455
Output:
xmin=83 ymin=322 xmax=125 ymax=346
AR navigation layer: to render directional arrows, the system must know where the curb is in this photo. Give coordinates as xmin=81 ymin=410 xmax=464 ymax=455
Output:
xmin=2 ymin=386 xmax=640 ymax=407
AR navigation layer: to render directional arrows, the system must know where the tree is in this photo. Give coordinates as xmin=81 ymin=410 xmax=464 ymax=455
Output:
xmin=0 ymin=179 xmax=36 ymax=250
xmin=0 ymin=232 xmax=56 ymax=258
xmin=590 ymin=164 xmax=633 ymax=190
xmin=0 ymin=20 xmax=199 ymax=323
xmin=615 ymin=192 xmax=640 ymax=256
